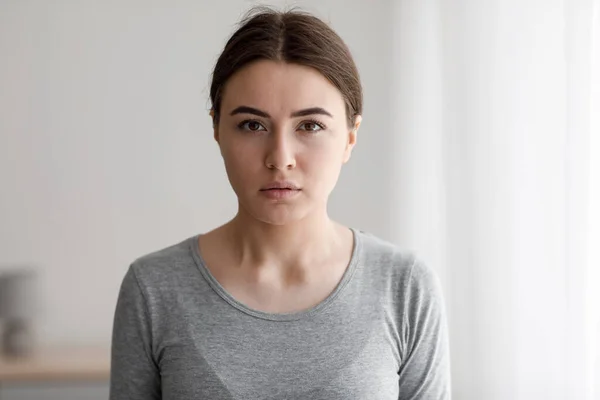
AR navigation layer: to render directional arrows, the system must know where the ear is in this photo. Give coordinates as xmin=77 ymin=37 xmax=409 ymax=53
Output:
xmin=210 ymin=110 xmax=219 ymax=143
xmin=342 ymin=115 xmax=362 ymax=164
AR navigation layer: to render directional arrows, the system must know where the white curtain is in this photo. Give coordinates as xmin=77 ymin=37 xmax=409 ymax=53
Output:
xmin=389 ymin=0 xmax=600 ymax=399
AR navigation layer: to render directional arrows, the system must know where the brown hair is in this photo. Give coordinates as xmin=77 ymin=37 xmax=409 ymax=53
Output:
xmin=209 ymin=6 xmax=363 ymax=128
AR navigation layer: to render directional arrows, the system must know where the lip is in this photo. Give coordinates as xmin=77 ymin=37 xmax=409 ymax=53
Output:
xmin=260 ymin=180 xmax=301 ymax=190
xmin=259 ymin=181 xmax=302 ymax=200
xmin=260 ymin=188 xmax=301 ymax=200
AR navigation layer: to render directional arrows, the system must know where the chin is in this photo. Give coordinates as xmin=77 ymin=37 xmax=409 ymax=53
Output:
xmin=254 ymin=210 xmax=305 ymax=226
xmin=244 ymin=202 xmax=309 ymax=226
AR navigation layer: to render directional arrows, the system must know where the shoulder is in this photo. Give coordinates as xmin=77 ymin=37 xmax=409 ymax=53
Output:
xmin=354 ymin=229 xmax=442 ymax=297
xmin=123 ymin=234 xmax=200 ymax=293
xmin=355 ymin=229 xmax=416 ymax=278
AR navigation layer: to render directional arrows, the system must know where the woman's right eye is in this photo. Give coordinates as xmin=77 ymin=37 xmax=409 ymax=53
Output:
xmin=238 ymin=120 xmax=267 ymax=132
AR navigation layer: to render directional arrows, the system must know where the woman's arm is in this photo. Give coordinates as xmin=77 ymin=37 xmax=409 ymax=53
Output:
xmin=398 ymin=259 xmax=452 ymax=399
xmin=110 ymin=263 xmax=161 ymax=400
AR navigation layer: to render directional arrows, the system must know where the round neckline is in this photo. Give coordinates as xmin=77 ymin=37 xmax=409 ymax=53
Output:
xmin=189 ymin=227 xmax=362 ymax=322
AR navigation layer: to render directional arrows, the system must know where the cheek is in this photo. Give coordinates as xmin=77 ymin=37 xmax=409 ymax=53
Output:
xmin=221 ymin=142 xmax=260 ymax=183
xmin=300 ymin=141 xmax=345 ymax=181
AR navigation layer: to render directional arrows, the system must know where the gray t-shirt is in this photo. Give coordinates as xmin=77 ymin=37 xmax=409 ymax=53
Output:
xmin=110 ymin=228 xmax=451 ymax=399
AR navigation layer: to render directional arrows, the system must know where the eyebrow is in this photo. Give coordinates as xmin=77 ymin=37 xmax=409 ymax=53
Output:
xmin=229 ymin=106 xmax=333 ymax=119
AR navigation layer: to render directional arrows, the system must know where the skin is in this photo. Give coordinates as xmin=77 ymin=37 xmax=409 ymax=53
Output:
xmin=198 ymin=59 xmax=362 ymax=313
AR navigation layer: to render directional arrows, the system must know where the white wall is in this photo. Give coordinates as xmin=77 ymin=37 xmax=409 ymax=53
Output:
xmin=0 ymin=0 xmax=394 ymax=346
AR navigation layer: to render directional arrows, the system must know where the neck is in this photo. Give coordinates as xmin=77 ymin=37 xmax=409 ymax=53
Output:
xmin=225 ymin=208 xmax=347 ymax=274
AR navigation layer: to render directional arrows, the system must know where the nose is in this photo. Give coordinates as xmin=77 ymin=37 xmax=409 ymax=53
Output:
xmin=264 ymin=130 xmax=296 ymax=170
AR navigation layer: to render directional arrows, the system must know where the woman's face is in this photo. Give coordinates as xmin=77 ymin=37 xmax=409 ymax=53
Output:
xmin=214 ymin=60 xmax=361 ymax=226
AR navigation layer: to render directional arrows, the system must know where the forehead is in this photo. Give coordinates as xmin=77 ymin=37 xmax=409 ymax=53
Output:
xmin=220 ymin=60 xmax=346 ymax=118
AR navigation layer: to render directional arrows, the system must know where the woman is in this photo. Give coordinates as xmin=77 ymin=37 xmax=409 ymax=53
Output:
xmin=110 ymin=7 xmax=451 ymax=400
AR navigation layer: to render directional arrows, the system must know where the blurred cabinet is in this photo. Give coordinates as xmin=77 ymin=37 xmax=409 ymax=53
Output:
xmin=0 ymin=346 xmax=110 ymax=400
xmin=0 ymin=382 xmax=109 ymax=400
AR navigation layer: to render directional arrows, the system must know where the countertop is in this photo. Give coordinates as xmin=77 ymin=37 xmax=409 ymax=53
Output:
xmin=0 ymin=346 xmax=110 ymax=382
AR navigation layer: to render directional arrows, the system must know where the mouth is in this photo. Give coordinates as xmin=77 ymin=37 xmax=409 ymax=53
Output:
xmin=260 ymin=187 xmax=301 ymax=192
xmin=259 ymin=183 xmax=302 ymax=200
xmin=260 ymin=181 xmax=301 ymax=191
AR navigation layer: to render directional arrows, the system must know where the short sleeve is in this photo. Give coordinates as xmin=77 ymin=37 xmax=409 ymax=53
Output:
xmin=110 ymin=263 xmax=161 ymax=400
xmin=398 ymin=259 xmax=452 ymax=399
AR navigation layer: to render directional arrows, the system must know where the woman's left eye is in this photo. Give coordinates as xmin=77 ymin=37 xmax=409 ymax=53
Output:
xmin=299 ymin=121 xmax=325 ymax=132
